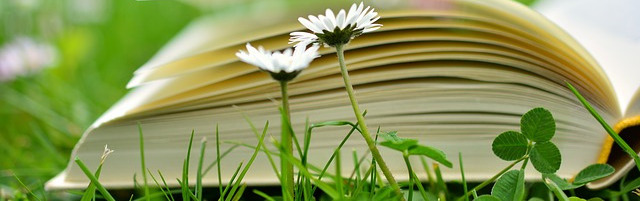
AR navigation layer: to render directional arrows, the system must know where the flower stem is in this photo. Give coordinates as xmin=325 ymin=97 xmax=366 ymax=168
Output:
xmin=334 ymin=44 xmax=401 ymax=196
xmin=279 ymin=80 xmax=294 ymax=200
xmin=514 ymin=144 xmax=531 ymax=201
xmin=403 ymin=152 xmax=414 ymax=201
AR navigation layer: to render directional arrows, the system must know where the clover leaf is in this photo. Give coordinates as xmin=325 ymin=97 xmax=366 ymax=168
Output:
xmin=521 ymin=108 xmax=555 ymax=142
xmin=492 ymin=131 xmax=528 ymax=161
xmin=529 ymin=141 xmax=561 ymax=174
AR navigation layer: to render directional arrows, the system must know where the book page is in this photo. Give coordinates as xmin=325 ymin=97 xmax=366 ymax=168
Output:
xmin=59 ymin=78 xmax=609 ymax=189
xmin=535 ymin=0 xmax=640 ymax=113
xmin=625 ymin=89 xmax=640 ymax=118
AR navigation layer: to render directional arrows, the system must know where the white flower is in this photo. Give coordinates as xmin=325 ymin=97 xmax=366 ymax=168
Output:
xmin=0 ymin=37 xmax=57 ymax=82
xmin=236 ymin=43 xmax=320 ymax=81
xmin=290 ymin=2 xmax=382 ymax=47
xmin=100 ymin=144 xmax=114 ymax=164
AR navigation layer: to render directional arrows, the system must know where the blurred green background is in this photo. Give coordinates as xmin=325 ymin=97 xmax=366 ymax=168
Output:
xmin=0 ymin=0 xmax=538 ymax=198
xmin=0 ymin=0 xmax=203 ymax=196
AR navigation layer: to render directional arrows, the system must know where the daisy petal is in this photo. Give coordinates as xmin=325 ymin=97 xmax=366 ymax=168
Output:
xmin=336 ymin=9 xmax=346 ymax=29
xmin=298 ymin=17 xmax=322 ymax=33
xmin=345 ymin=3 xmax=359 ymax=24
xmin=357 ymin=16 xmax=375 ymax=29
xmin=355 ymin=6 xmax=371 ymax=26
xmin=308 ymin=15 xmax=326 ymax=33
xmin=357 ymin=12 xmax=377 ymax=29
xmin=319 ymin=15 xmax=334 ymax=31
xmin=235 ymin=51 xmax=254 ymax=65
xmin=236 ymin=43 xmax=319 ymax=80
xmin=289 ymin=32 xmax=318 ymax=47
xmin=362 ymin=26 xmax=381 ymax=33
xmin=325 ymin=9 xmax=337 ymax=28
xmin=356 ymin=2 xmax=364 ymax=16
xmin=355 ymin=3 xmax=365 ymax=20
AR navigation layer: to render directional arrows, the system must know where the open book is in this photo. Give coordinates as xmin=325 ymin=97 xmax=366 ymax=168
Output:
xmin=47 ymin=0 xmax=640 ymax=190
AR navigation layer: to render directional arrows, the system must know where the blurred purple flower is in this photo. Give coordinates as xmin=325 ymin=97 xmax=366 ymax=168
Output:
xmin=0 ymin=37 xmax=57 ymax=82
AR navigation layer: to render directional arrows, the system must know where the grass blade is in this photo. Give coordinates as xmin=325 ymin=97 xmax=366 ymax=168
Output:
xmin=420 ymin=157 xmax=436 ymax=190
xmin=353 ymin=163 xmax=375 ymax=196
xmin=132 ymin=189 xmax=183 ymax=201
xmin=434 ymin=163 xmax=447 ymax=200
xmin=180 ymin=130 xmax=196 ymax=201
xmin=137 ymin=123 xmax=150 ymax=201
xmin=567 ymin=82 xmax=640 ymax=171
xmin=370 ymin=128 xmax=381 ymax=201
xmin=133 ymin=173 xmax=140 ymax=191
xmin=80 ymin=163 xmax=103 ymax=201
xmin=459 ymin=153 xmax=469 ymax=201
xmin=310 ymin=117 xmax=360 ymax=195
xmin=146 ymin=169 xmax=173 ymax=201
xmin=74 ymin=158 xmax=115 ymax=201
xmin=274 ymin=139 xmax=340 ymax=199
xmin=176 ymin=179 xmax=199 ymax=201
xmin=196 ymin=137 xmax=206 ymax=200
xmin=220 ymin=162 xmax=244 ymax=200
xmin=309 ymin=111 xmax=366 ymax=181
xmin=216 ymin=124 xmax=223 ymax=196
xmin=157 ymin=171 xmax=175 ymax=201
xmin=181 ymin=160 xmax=190 ymax=201
xmin=241 ymin=112 xmax=280 ymax=178
xmin=303 ymin=117 xmax=312 ymax=165
xmin=252 ymin=189 xmax=277 ymax=201
xmin=310 ymin=125 xmax=358 ymax=195
xmin=301 ymin=118 xmax=313 ymax=201
xmin=231 ymin=184 xmax=247 ymax=201
xmin=348 ymin=149 xmax=362 ymax=193
xmin=12 ymin=173 xmax=42 ymax=201
xmin=226 ymin=121 xmax=269 ymax=201
xmin=203 ymin=144 xmax=239 ymax=176
xmin=290 ymin=118 xmax=304 ymax=160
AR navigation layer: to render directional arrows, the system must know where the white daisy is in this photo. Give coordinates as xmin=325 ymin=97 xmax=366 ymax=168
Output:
xmin=236 ymin=43 xmax=320 ymax=81
xmin=289 ymin=2 xmax=382 ymax=47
